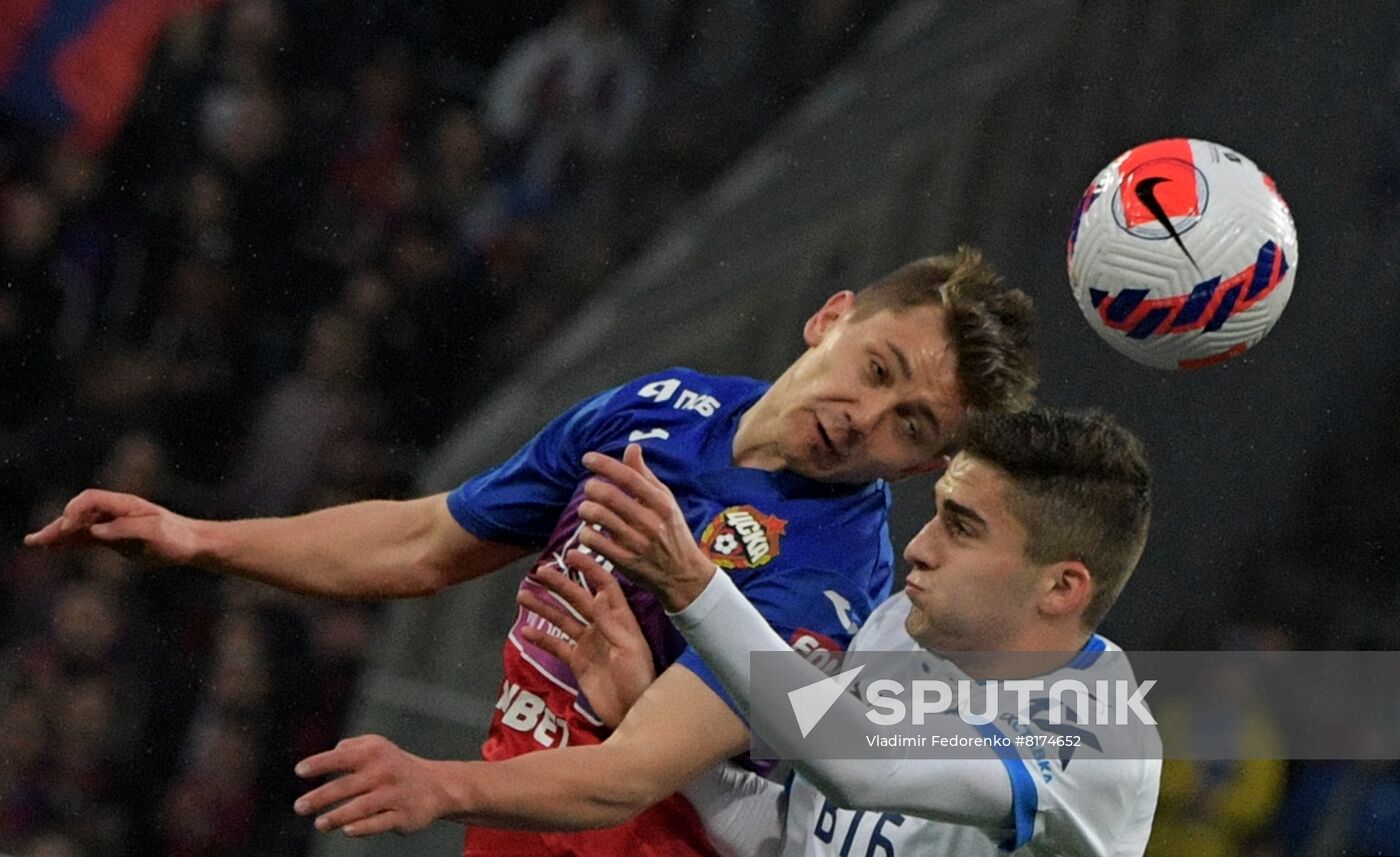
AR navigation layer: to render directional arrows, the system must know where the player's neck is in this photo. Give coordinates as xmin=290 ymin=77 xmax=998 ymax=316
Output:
xmin=731 ymin=393 xmax=786 ymax=471
xmin=940 ymin=623 xmax=1093 ymax=679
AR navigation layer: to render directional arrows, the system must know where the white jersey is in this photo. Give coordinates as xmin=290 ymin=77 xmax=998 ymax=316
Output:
xmin=780 ymin=593 xmax=1161 ymax=857
xmin=672 ymin=574 xmax=1161 ymax=857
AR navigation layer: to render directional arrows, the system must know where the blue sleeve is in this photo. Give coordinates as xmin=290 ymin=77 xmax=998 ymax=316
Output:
xmin=676 ymin=565 xmax=883 ymax=718
xmin=970 ymin=721 xmax=1039 ymax=851
xmin=446 ymin=383 xmax=628 ymax=546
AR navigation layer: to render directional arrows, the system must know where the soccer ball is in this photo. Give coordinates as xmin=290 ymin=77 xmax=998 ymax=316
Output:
xmin=1066 ymin=138 xmax=1298 ymax=370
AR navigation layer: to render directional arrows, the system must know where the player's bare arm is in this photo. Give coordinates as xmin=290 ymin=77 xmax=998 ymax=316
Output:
xmin=293 ymin=662 xmax=748 ymax=835
xmin=24 ymin=489 xmax=530 ymax=598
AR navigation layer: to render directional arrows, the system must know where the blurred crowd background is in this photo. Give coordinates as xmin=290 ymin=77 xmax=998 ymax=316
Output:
xmin=1 ymin=1 xmax=1398 ymax=856
xmin=0 ymin=1 xmax=898 ymax=854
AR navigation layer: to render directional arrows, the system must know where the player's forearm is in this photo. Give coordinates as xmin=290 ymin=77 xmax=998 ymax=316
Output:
xmin=669 ymin=574 xmax=1011 ymax=825
xmin=440 ymin=748 xmax=663 ymax=831
xmin=192 ymin=495 xmax=469 ymax=599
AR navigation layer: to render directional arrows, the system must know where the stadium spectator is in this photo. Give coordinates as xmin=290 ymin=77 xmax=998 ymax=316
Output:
xmin=483 ymin=0 xmax=651 ymax=207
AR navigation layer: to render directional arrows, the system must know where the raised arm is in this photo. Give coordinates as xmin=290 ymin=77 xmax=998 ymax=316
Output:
xmin=24 ymin=489 xmax=530 ymax=599
xmin=571 ymin=445 xmax=1013 ymax=827
xmin=656 ymin=568 xmax=1011 ymax=825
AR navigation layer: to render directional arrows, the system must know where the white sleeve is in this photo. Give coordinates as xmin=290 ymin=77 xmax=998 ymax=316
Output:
xmin=668 ymin=573 xmax=1013 ymax=829
xmin=679 ymin=763 xmax=783 ymax=857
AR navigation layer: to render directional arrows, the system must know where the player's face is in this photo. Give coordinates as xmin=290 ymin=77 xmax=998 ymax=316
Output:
xmin=765 ymin=293 xmax=964 ymax=484
xmin=900 ymin=453 xmax=1041 ymax=651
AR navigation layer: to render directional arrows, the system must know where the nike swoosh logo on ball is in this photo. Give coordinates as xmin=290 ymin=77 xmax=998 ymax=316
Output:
xmin=1134 ymin=176 xmax=1201 ymax=274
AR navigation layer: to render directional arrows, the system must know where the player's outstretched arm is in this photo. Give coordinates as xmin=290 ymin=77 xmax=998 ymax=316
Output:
xmin=294 ymin=662 xmax=750 ymax=836
xmin=568 ymin=448 xmax=1015 ymax=827
xmin=24 ymin=489 xmax=530 ymax=599
xmin=582 ymin=547 xmax=1012 ymax=827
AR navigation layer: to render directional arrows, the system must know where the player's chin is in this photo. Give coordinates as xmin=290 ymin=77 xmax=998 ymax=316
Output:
xmin=902 ymin=602 xmax=928 ymax=637
xmin=799 ymin=455 xmax=875 ymax=486
xmin=788 ymin=453 xmax=841 ymax=482
xmin=903 ymin=595 xmax=943 ymax=634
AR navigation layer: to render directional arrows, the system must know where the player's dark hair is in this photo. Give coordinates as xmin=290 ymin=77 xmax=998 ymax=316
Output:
xmin=962 ymin=408 xmax=1152 ymax=630
xmin=852 ymin=247 xmax=1037 ymax=414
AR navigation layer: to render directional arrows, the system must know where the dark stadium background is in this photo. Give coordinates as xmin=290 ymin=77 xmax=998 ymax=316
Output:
xmin=2 ymin=1 xmax=1398 ymax=855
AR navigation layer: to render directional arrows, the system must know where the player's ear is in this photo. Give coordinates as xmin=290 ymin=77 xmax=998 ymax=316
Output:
xmin=1038 ymin=560 xmax=1093 ymax=622
xmin=803 ymin=291 xmax=857 ymax=347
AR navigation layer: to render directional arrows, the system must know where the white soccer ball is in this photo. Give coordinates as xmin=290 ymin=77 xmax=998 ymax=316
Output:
xmin=1066 ymin=138 xmax=1298 ymax=370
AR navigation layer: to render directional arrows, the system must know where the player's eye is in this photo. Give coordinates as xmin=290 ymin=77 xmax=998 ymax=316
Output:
xmin=869 ymin=359 xmax=887 ymax=382
xmin=904 ymin=418 xmax=919 ymax=439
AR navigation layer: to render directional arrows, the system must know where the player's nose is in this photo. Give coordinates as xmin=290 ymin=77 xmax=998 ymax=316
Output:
xmin=903 ymin=518 xmax=941 ymax=569
xmin=843 ymin=392 xmax=888 ymax=441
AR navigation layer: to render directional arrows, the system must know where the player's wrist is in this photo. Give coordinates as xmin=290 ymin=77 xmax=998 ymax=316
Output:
xmin=188 ymin=516 xmax=244 ymax=572
xmin=431 ymin=759 xmax=479 ymax=824
xmin=656 ymin=552 xmax=716 ymax=612
xmin=184 ymin=517 xmax=221 ymax=569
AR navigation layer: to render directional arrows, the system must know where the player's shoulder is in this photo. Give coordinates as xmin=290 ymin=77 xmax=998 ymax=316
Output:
xmin=764 ymin=472 xmax=891 ymax=547
xmin=1093 ymin=634 xmax=1123 ymax=654
xmin=1044 ymin=633 xmax=1163 ymax=773
xmin=612 ymin=367 xmax=766 ymax=413
xmin=570 ymin=368 xmax=767 ymax=455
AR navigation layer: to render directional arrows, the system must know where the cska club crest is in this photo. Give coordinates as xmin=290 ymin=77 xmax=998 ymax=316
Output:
xmin=699 ymin=505 xmax=787 ymax=569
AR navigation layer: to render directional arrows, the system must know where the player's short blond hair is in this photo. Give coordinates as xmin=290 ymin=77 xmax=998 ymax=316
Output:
xmin=852 ymin=248 xmax=1037 ymax=415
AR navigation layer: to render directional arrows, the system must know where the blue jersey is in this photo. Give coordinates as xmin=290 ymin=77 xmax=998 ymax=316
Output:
xmin=447 ymin=368 xmax=895 ymax=738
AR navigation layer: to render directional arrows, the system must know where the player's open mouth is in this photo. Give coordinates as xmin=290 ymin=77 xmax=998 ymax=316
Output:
xmin=815 ymin=417 xmax=838 ymax=458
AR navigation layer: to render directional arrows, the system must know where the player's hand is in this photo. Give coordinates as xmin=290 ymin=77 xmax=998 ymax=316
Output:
xmin=517 ymin=557 xmax=655 ymax=728
xmin=577 ymin=444 xmax=715 ymax=611
xmin=22 ymin=489 xmax=200 ymax=566
xmin=294 ymin=735 xmax=449 ymax=837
